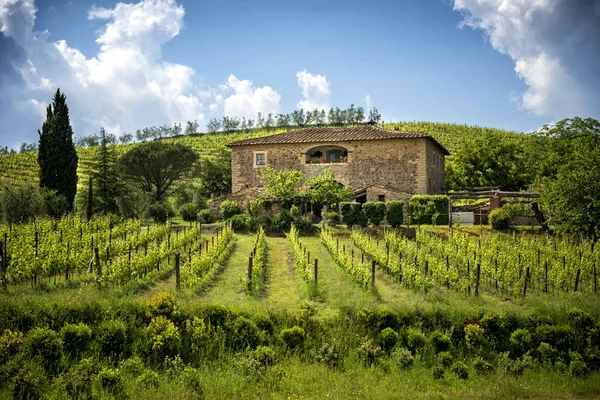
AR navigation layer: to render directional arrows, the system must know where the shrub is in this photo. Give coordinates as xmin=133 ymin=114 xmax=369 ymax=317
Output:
xmin=569 ymin=352 xmax=588 ymax=377
xmin=537 ymin=342 xmax=559 ymax=365
xmin=120 ymin=356 xmax=145 ymax=376
xmin=489 ymin=208 xmax=511 ymax=230
xmin=363 ymin=202 xmax=386 ymax=226
xmin=179 ymin=202 xmax=199 ymax=221
xmin=326 ymin=211 xmax=339 ymax=226
xmin=402 ymin=327 xmax=426 ymax=353
xmin=452 ymin=361 xmax=469 ymax=380
xmin=267 ymin=210 xmax=294 ymax=233
xmin=96 ymin=368 xmax=126 ymax=398
xmin=146 ymin=316 xmax=180 ymax=363
xmin=253 ymin=346 xmax=276 ymax=367
xmin=198 ymin=209 xmax=213 ymax=223
xmin=357 ymin=338 xmax=382 ymax=366
xmin=430 ymin=330 xmax=452 ymax=354
xmin=229 ymin=214 xmax=261 ymax=232
xmin=392 ymin=347 xmax=414 ymax=369
xmin=480 ymin=312 xmax=504 ymax=342
xmin=280 ymin=326 xmax=305 ymax=349
xmin=10 ymin=362 xmax=47 ymax=400
xmin=438 ymin=351 xmax=453 ymax=367
xmin=248 ymin=199 xmax=262 ymax=217
xmin=432 ymin=366 xmax=445 ymax=380
xmin=378 ymin=328 xmax=399 ymax=352
xmin=534 ymin=324 xmax=573 ymax=354
xmin=294 ymin=216 xmax=316 ymax=233
xmin=232 ymin=316 xmax=261 ymax=350
xmin=386 ymin=200 xmax=404 ymax=227
xmin=60 ymin=323 xmax=92 ymax=358
xmin=147 ymin=202 xmax=175 ymax=224
xmin=181 ymin=366 xmax=203 ymax=396
xmin=97 ymin=320 xmax=128 ymax=359
xmin=0 ymin=183 xmax=46 ymax=224
xmin=137 ymin=369 xmax=160 ymax=389
xmin=408 ymin=195 xmax=449 ymax=225
xmin=22 ymin=328 xmax=62 ymax=373
xmin=0 ymin=329 xmax=23 ymax=364
xmin=473 ymin=357 xmax=494 ymax=375
xmin=60 ymin=358 xmax=98 ymax=400
xmin=465 ymin=323 xmax=486 ymax=350
xmin=510 ymin=329 xmax=532 ymax=358
xmin=220 ymin=200 xmax=241 ymax=220
xmin=145 ymin=292 xmax=180 ymax=321
xmin=290 ymin=204 xmax=299 ymax=216
xmin=339 ymin=202 xmax=362 ymax=227
xmin=316 ymin=341 xmax=340 ymax=367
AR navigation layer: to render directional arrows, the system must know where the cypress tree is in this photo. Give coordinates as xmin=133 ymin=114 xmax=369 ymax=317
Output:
xmin=38 ymin=88 xmax=79 ymax=212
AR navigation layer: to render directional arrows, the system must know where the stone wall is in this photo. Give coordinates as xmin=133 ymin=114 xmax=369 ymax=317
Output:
xmin=365 ymin=186 xmax=412 ymax=202
xmin=209 ymin=188 xmax=262 ymax=219
xmin=231 ymin=137 xmax=446 ymax=194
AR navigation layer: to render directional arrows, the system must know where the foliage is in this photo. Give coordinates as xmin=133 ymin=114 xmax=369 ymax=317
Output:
xmin=280 ymin=326 xmax=305 ymax=349
xmin=339 ymin=202 xmax=364 ymax=227
xmin=145 ymin=292 xmax=180 ymax=321
xmin=91 ymin=128 xmax=122 ymax=215
xmin=408 ymin=195 xmax=449 ymax=225
xmin=363 ymin=201 xmax=386 ymax=226
xmin=510 ymin=329 xmax=532 ymax=358
xmin=445 ymin=130 xmax=530 ymax=191
xmin=378 ymin=327 xmax=399 ymax=351
xmin=38 ymin=88 xmax=78 ymax=212
xmin=357 ymin=337 xmax=382 ymax=366
xmin=119 ymin=141 xmax=198 ymax=202
xmin=147 ymin=202 xmax=175 ymax=223
xmin=198 ymin=209 xmax=213 ymax=223
xmin=430 ymin=331 xmax=452 ymax=354
xmin=22 ymin=328 xmax=62 ymax=374
xmin=198 ymin=147 xmax=232 ymax=199
xmin=316 ymin=341 xmax=340 ymax=367
xmin=386 ymin=200 xmax=404 ymax=227
xmin=0 ymin=183 xmax=46 ymax=223
xmin=489 ymin=208 xmax=511 ymax=230
xmin=10 ymin=361 xmax=47 ymax=400
xmin=146 ymin=316 xmax=180 ymax=363
xmin=97 ymin=320 xmax=128 ymax=359
xmin=96 ymin=367 xmax=126 ymax=397
xmin=402 ymin=327 xmax=426 ymax=353
xmin=60 ymin=323 xmax=92 ymax=358
xmin=179 ymin=202 xmax=199 ymax=221
xmin=229 ymin=214 xmax=261 ymax=232
xmin=259 ymin=167 xmax=305 ymax=209
xmin=220 ymin=200 xmax=241 ymax=220
xmin=306 ymin=168 xmax=352 ymax=206
xmin=392 ymin=347 xmax=414 ymax=369
xmin=266 ymin=210 xmax=294 ymax=233
xmin=451 ymin=361 xmax=469 ymax=379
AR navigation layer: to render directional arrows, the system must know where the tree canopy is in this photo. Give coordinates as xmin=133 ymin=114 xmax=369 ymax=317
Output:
xmin=119 ymin=141 xmax=198 ymax=202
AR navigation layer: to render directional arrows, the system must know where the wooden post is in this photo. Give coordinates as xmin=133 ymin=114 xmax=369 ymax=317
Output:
xmin=386 ymin=242 xmax=390 ymax=266
xmin=371 ymin=260 xmax=376 ymax=288
xmin=175 ymin=253 xmax=180 ymax=290
xmin=574 ymin=268 xmax=581 ymax=292
xmin=522 ymin=267 xmax=530 ymax=297
xmin=336 ymin=238 xmax=339 ymax=254
xmin=545 ymin=260 xmax=549 ymax=293
xmin=248 ymin=256 xmax=253 ymax=286
xmin=314 ymin=259 xmax=318 ymax=285
xmin=475 ymin=264 xmax=481 ymax=296
xmin=307 ymin=251 xmax=310 ymax=264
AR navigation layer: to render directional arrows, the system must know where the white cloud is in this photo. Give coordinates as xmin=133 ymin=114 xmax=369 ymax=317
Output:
xmin=453 ymin=0 xmax=599 ymax=119
xmin=364 ymin=94 xmax=373 ymax=111
xmin=0 ymin=0 xmax=205 ymax=139
xmin=222 ymin=74 xmax=281 ymax=120
xmin=296 ymin=69 xmax=331 ymax=111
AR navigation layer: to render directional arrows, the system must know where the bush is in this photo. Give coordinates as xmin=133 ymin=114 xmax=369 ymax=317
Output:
xmin=198 ymin=209 xmax=213 ymax=223
xmin=267 ymin=210 xmax=294 ymax=233
xmin=60 ymin=323 xmax=92 ymax=358
xmin=147 ymin=202 xmax=175 ymax=224
xmin=326 ymin=211 xmax=339 ymax=226
xmin=59 ymin=358 xmax=98 ymax=400
xmin=145 ymin=292 xmax=180 ymax=321
xmin=432 ymin=366 xmax=445 ymax=380
xmin=408 ymin=195 xmax=449 ymax=225
xmin=534 ymin=324 xmax=573 ymax=354
xmin=569 ymin=352 xmax=588 ymax=377
xmin=293 ymin=216 xmax=316 ymax=233
xmin=220 ymin=200 xmax=241 ymax=220
xmin=179 ymin=202 xmax=199 ymax=221
xmin=363 ymin=202 xmax=386 ymax=226
xmin=280 ymin=326 xmax=305 ymax=349
xmin=430 ymin=330 xmax=452 ymax=354
xmin=232 ymin=316 xmax=261 ymax=350
xmin=97 ymin=320 xmax=128 ymax=359
xmin=452 ymin=361 xmax=469 ymax=380
xmin=96 ymin=368 xmax=126 ymax=397
xmin=473 ymin=357 xmax=494 ymax=375
xmin=438 ymin=351 xmax=453 ymax=367
xmin=386 ymin=200 xmax=404 ymax=227
xmin=316 ymin=341 xmax=340 ymax=367
xmin=510 ymin=329 xmax=532 ymax=358
xmin=339 ymin=202 xmax=362 ymax=227
xmin=253 ymin=345 xmax=276 ymax=367
xmin=120 ymin=357 xmax=145 ymax=376
xmin=146 ymin=316 xmax=180 ymax=363
xmin=229 ymin=214 xmax=261 ymax=232
xmin=402 ymin=327 xmax=426 ymax=353
xmin=489 ymin=208 xmax=511 ymax=230
xmin=11 ymin=362 xmax=47 ymax=400
xmin=22 ymin=328 xmax=62 ymax=373
xmin=290 ymin=204 xmax=299 ymax=216
xmin=357 ymin=338 xmax=382 ymax=366
xmin=392 ymin=347 xmax=414 ymax=369
xmin=537 ymin=342 xmax=559 ymax=365
xmin=181 ymin=366 xmax=203 ymax=396
xmin=137 ymin=369 xmax=160 ymax=389
xmin=378 ymin=328 xmax=399 ymax=352
xmin=0 ymin=329 xmax=23 ymax=364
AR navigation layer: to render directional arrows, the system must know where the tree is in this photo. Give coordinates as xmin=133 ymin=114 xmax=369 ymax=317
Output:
xmin=445 ymin=131 xmax=530 ymax=191
xmin=328 ymin=108 xmax=335 ymax=125
xmin=346 ymin=104 xmax=356 ymax=125
xmin=306 ymin=168 xmax=352 ymax=207
xmin=185 ymin=120 xmax=200 ymax=135
xmin=38 ymin=88 xmax=78 ymax=212
xmin=257 ymin=112 xmax=266 ymax=129
xmin=207 ymin=118 xmax=222 ymax=133
xmin=368 ymin=107 xmax=381 ymax=124
xmin=535 ymin=117 xmax=600 ymax=238
xmin=259 ymin=166 xmax=305 ymax=208
xmin=356 ymin=107 xmax=365 ymax=124
xmin=291 ymin=109 xmax=306 ymax=126
xmin=119 ymin=133 xmax=133 ymax=144
xmin=119 ymin=141 xmax=198 ymax=202
xmin=198 ymin=148 xmax=232 ymax=199
xmin=0 ymin=183 xmax=46 ymax=224
xmin=92 ymin=128 xmax=122 ymax=214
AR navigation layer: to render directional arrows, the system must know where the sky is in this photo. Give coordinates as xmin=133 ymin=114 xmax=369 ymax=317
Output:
xmin=1 ymin=0 xmax=599 ymax=148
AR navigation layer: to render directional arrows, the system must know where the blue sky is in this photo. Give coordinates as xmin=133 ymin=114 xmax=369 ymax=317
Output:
xmin=1 ymin=0 xmax=599 ymax=148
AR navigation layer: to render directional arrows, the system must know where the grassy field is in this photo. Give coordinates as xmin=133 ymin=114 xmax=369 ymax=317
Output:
xmin=1 ymin=226 xmax=600 ymax=399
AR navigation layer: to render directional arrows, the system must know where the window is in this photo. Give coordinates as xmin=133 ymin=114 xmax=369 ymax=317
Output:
xmin=255 ymin=153 xmax=265 ymax=166
xmin=378 ymin=194 xmax=386 ymax=202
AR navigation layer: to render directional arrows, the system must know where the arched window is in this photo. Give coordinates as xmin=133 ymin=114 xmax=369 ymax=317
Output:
xmin=306 ymin=145 xmax=349 ymax=164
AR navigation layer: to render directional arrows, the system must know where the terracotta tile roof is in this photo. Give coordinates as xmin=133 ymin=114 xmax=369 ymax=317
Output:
xmin=226 ymin=125 xmax=450 ymax=155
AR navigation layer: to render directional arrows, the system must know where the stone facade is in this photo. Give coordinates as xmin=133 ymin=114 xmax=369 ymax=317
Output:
xmin=230 ymin=133 xmax=447 ymax=195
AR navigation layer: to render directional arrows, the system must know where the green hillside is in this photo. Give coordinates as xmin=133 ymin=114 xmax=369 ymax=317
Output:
xmin=0 ymin=122 xmax=526 ymax=192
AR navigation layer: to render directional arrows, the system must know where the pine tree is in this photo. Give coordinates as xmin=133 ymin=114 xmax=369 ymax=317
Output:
xmin=38 ymin=88 xmax=78 ymax=212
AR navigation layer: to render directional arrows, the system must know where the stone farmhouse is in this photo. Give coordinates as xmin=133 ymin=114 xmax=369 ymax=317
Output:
xmin=212 ymin=125 xmax=449 ymax=213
